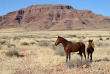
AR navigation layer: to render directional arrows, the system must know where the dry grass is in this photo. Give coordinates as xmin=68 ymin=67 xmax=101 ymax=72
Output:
xmin=0 ymin=28 xmax=110 ymax=74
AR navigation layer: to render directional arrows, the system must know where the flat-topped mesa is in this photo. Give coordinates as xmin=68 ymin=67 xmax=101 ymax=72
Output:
xmin=24 ymin=5 xmax=73 ymax=14
xmin=0 ymin=4 xmax=110 ymax=30
xmin=26 ymin=4 xmax=73 ymax=10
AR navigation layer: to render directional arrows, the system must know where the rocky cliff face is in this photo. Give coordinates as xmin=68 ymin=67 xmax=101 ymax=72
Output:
xmin=0 ymin=4 xmax=110 ymax=30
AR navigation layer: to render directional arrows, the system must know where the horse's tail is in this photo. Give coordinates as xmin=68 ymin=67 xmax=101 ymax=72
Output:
xmin=78 ymin=42 xmax=86 ymax=60
xmin=78 ymin=42 xmax=85 ymax=50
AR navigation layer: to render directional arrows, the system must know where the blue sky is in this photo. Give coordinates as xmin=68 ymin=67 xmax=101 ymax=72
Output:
xmin=0 ymin=0 xmax=110 ymax=16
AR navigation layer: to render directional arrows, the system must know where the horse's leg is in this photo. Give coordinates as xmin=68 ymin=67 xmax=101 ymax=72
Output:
xmin=88 ymin=52 xmax=89 ymax=59
xmin=66 ymin=52 xmax=68 ymax=63
xmin=69 ymin=52 xmax=71 ymax=61
xmin=82 ymin=51 xmax=86 ymax=60
xmin=90 ymin=53 xmax=92 ymax=62
xmin=78 ymin=50 xmax=83 ymax=62
xmin=81 ymin=53 xmax=83 ymax=62
xmin=79 ymin=53 xmax=82 ymax=62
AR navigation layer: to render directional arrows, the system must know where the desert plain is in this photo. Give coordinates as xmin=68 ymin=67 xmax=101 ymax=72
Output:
xmin=0 ymin=28 xmax=110 ymax=74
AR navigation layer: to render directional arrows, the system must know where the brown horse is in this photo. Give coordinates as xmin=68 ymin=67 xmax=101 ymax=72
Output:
xmin=87 ymin=40 xmax=94 ymax=62
xmin=55 ymin=36 xmax=86 ymax=63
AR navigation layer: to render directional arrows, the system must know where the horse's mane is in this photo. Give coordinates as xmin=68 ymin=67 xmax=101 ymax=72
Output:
xmin=59 ymin=36 xmax=68 ymax=42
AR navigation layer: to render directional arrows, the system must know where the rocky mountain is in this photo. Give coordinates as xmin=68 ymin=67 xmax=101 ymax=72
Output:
xmin=0 ymin=4 xmax=110 ymax=30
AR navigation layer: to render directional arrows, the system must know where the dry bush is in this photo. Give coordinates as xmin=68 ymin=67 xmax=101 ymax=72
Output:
xmin=7 ymin=44 xmax=16 ymax=48
xmin=94 ymin=58 xmax=110 ymax=62
xmin=0 ymin=40 xmax=7 ymax=45
xmin=68 ymin=35 xmax=77 ymax=38
xmin=30 ymin=42 xmax=36 ymax=45
xmin=82 ymin=36 xmax=86 ymax=39
xmin=96 ymin=42 xmax=103 ymax=47
xmin=106 ymin=38 xmax=109 ymax=40
xmin=38 ymin=40 xmax=49 ymax=47
xmin=96 ymin=42 xmax=109 ymax=47
xmin=5 ymin=49 xmax=19 ymax=57
xmin=21 ymin=42 xmax=29 ymax=46
xmin=52 ymin=44 xmax=65 ymax=56
xmin=67 ymin=58 xmax=90 ymax=68
xmin=13 ymin=36 xmax=21 ymax=41
xmin=0 ymin=36 xmax=11 ymax=39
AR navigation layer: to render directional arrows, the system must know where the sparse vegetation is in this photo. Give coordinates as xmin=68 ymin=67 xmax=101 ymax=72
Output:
xmin=0 ymin=40 xmax=7 ymax=45
xmin=7 ymin=44 xmax=16 ymax=48
xmin=21 ymin=42 xmax=29 ymax=46
xmin=13 ymin=36 xmax=21 ymax=40
xmin=106 ymin=37 xmax=109 ymax=40
xmin=82 ymin=36 xmax=86 ymax=39
xmin=0 ymin=30 xmax=110 ymax=74
xmin=68 ymin=35 xmax=77 ymax=38
xmin=30 ymin=42 xmax=36 ymax=45
xmin=67 ymin=59 xmax=90 ymax=68
xmin=5 ymin=49 xmax=19 ymax=57
xmin=38 ymin=40 xmax=49 ymax=47
xmin=52 ymin=44 xmax=65 ymax=56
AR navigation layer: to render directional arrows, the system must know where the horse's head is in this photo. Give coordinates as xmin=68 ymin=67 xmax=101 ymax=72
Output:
xmin=55 ymin=36 xmax=62 ymax=46
xmin=88 ymin=40 xmax=95 ymax=48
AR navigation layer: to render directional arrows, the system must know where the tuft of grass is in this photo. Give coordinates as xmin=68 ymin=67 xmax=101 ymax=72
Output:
xmin=68 ymin=35 xmax=77 ymax=38
xmin=21 ymin=42 xmax=29 ymax=46
xmin=5 ymin=49 xmax=19 ymax=57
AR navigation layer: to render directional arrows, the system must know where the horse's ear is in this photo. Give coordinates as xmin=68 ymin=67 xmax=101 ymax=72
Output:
xmin=88 ymin=40 xmax=92 ymax=42
xmin=88 ymin=40 xmax=90 ymax=42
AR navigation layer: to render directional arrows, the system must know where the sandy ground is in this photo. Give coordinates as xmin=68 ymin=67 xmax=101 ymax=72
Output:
xmin=0 ymin=28 xmax=110 ymax=74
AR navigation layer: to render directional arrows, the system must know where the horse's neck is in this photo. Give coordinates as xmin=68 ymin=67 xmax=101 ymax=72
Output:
xmin=61 ymin=39 xmax=68 ymax=47
xmin=89 ymin=43 xmax=93 ymax=48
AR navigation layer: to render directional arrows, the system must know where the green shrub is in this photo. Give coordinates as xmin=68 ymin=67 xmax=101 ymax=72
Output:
xmin=77 ymin=37 xmax=81 ymax=39
xmin=106 ymin=38 xmax=109 ymax=40
xmin=21 ymin=42 xmax=29 ymax=46
xmin=68 ymin=35 xmax=77 ymax=38
xmin=5 ymin=49 xmax=19 ymax=57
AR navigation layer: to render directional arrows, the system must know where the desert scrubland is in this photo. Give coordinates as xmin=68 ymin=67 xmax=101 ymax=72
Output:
xmin=0 ymin=28 xmax=110 ymax=74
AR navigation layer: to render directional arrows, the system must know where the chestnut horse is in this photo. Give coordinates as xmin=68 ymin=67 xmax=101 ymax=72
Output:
xmin=87 ymin=40 xmax=94 ymax=62
xmin=55 ymin=36 xmax=86 ymax=63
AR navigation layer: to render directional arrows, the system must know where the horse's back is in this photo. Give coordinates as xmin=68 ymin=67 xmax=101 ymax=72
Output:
xmin=77 ymin=42 xmax=85 ymax=48
xmin=69 ymin=42 xmax=85 ymax=52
